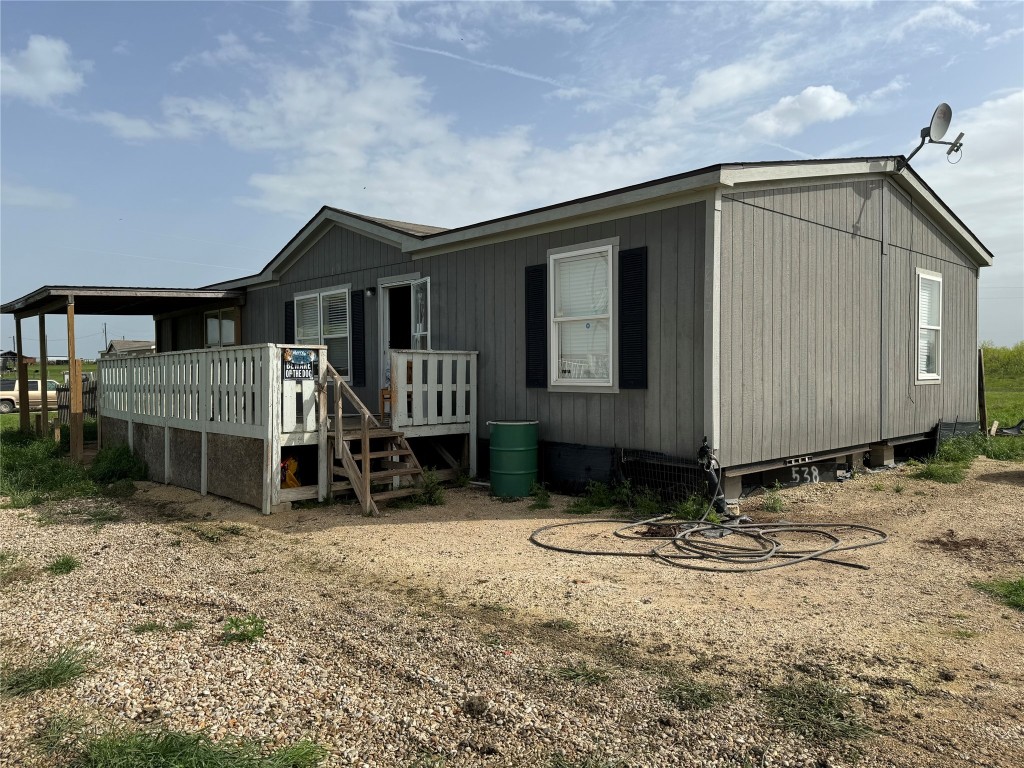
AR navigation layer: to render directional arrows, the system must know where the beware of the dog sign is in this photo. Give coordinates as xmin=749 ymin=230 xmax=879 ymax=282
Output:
xmin=283 ymin=348 xmax=318 ymax=380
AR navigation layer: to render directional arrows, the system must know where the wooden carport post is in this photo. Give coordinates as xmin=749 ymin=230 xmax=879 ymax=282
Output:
xmin=15 ymin=318 xmax=30 ymax=432
xmin=38 ymin=314 xmax=49 ymax=435
xmin=67 ymin=296 xmax=84 ymax=462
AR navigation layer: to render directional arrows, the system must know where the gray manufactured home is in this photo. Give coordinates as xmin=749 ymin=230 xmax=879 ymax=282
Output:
xmin=3 ymin=156 xmax=992 ymax=510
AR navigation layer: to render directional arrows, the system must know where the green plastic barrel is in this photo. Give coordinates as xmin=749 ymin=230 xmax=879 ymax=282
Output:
xmin=488 ymin=420 xmax=539 ymax=498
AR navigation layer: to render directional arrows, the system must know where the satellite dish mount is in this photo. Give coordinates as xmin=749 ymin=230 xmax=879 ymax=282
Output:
xmin=898 ymin=102 xmax=965 ymax=170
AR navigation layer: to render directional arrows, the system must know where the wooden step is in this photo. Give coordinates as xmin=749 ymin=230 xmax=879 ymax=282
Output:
xmin=348 ymin=448 xmax=413 ymax=461
xmin=371 ymin=487 xmax=423 ymax=502
xmin=368 ymin=467 xmax=422 ymax=480
xmin=341 ymin=428 xmax=403 ymax=440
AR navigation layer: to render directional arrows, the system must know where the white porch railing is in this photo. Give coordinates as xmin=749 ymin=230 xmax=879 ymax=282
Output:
xmin=389 ymin=349 xmax=478 ymax=474
xmin=98 ymin=344 xmax=329 ymax=513
xmin=390 ymin=350 xmax=478 ymax=430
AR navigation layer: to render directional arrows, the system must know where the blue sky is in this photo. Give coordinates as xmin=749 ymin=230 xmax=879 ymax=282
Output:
xmin=2 ymin=0 xmax=1022 ymax=355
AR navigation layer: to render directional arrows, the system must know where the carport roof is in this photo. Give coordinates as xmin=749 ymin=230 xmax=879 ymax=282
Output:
xmin=0 ymin=285 xmax=243 ymax=319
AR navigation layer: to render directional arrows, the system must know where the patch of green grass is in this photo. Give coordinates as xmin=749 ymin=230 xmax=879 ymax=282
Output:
xmin=88 ymin=443 xmax=147 ymax=485
xmin=893 ymin=483 xmax=905 ymax=494
xmin=539 ymin=617 xmax=577 ymax=632
xmin=32 ymin=721 xmax=327 ymax=767
xmin=185 ymin=523 xmax=244 ymax=542
xmin=870 ymin=482 xmax=884 ymax=491
xmin=529 ymin=482 xmax=552 ymax=510
xmin=554 ymin=662 xmax=610 ymax=686
xmin=1 ymin=646 xmax=95 ymax=696
xmin=565 ymin=481 xmax=619 ymax=515
xmin=46 ymin=554 xmax=82 ymax=575
xmin=913 ymin=461 xmax=966 ymax=484
xmin=0 ymin=433 xmax=95 ymax=507
xmin=171 ymin=620 xmax=196 ymax=632
xmin=981 ymin=342 xmax=1024 ymax=426
xmin=630 ymin=487 xmax=664 ymax=519
xmin=132 ymin=621 xmax=165 ymax=634
xmin=414 ymin=468 xmax=445 ymax=506
xmin=762 ymin=482 xmax=784 ymax=513
xmin=763 ymin=677 xmax=870 ymax=743
xmin=660 ymin=677 xmax=731 ymax=711
xmin=221 ymin=615 xmax=266 ymax=643
xmin=971 ymin=577 xmax=1024 ymax=611
xmin=671 ymin=495 xmax=709 ymax=521
xmin=408 ymin=753 xmax=447 ymax=768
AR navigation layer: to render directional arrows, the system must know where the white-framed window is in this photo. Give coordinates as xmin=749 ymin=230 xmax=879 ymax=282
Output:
xmin=916 ymin=268 xmax=942 ymax=382
xmin=549 ymin=243 xmax=615 ymax=388
xmin=204 ymin=308 xmax=239 ymax=348
xmin=294 ymin=286 xmax=351 ymax=379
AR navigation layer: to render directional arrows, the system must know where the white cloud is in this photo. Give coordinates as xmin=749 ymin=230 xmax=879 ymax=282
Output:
xmin=171 ymin=32 xmax=255 ymax=73
xmin=745 ymin=85 xmax=858 ymax=138
xmin=681 ymin=57 xmax=790 ymax=117
xmin=1 ymin=181 xmax=75 ymax=209
xmin=286 ymin=0 xmax=312 ymax=34
xmin=88 ymin=110 xmax=163 ymax=141
xmin=113 ymin=40 xmax=130 ymax=56
xmin=986 ymin=26 xmax=1024 ymax=48
xmin=889 ymin=3 xmax=988 ymax=41
xmin=0 ymin=35 xmax=89 ymax=106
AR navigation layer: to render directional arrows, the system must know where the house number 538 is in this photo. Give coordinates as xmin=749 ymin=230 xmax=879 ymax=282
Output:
xmin=791 ymin=466 xmax=820 ymax=483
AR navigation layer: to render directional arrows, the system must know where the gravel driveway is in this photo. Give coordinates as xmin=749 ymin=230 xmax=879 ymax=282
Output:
xmin=1 ymin=458 xmax=1022 ymax=767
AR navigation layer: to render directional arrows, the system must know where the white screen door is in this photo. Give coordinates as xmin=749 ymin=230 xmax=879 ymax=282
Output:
xmin=411 ymin=276 xmax=430 ymax=350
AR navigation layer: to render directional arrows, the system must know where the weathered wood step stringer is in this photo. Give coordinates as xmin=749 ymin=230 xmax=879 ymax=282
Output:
xmin=327 ymin=363 xmax=425 ymax=515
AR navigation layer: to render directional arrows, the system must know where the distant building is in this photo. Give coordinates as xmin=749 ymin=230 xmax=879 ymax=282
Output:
xmin=1 ymin=350 xmax=36 ymax=371
xmin=100 ymin=340 xmax=156 ymax=358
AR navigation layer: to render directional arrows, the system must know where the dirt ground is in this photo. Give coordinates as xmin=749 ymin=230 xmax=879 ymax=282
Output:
xmin=2 ymin=458 xmax=1022 ymax=767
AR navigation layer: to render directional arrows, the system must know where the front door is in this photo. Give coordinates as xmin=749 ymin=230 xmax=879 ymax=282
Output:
xmin=381 ymin=277 xmax=431 ymax=384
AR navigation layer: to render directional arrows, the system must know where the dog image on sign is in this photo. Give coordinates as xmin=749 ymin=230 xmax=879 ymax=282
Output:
xmin=283 ymin=348 xmax=318 ymax=380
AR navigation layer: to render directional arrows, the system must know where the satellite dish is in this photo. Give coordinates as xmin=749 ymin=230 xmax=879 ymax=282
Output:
xmin=928 ymin=103 xmax=952 ymax=141
xmin=898 ymin=101 xmax=965 ymax=170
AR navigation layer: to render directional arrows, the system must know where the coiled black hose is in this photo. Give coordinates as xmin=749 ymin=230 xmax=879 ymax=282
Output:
xmin=529 ymin=455 xmax=888 ymax=572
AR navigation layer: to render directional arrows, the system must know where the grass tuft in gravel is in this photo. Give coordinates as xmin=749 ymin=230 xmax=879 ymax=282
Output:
xmin=762 ymin=482 xmax=784 ymax=513
xmin=32 ymin=720 xmax=327 ymax=767
xmin=529 ymin=483 xmax=552 ymax=510
xmin=554 ymin=662 xmax=610 ymax=686
xmin=971 ymin=577 xmax=1024 ymax=611
xmin=133 ymin=619 xmax=197 ymax=634
xmin=539 ymin=617 xmax=577 ymax=632
xmin=221 ymin=615 xmax=267 ymax=643
xmin=46 ymin=554 xmax=82 ymax=575
xmin=1 ymin=646 xmax=95 ymax=696
xmin=1 ymin=549 xmax=34 ymax=587
xmin=762 ymin=677 xmax=869 ymax=743
xmin=660 ymin=677 xmax=731 ymax=711
xmin=548 ymin=754 xmax=625 ymax=768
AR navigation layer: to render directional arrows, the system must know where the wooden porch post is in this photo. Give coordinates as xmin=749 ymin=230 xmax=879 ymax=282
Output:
xmin=67 ymin=297 xmax=83 ymax=462
xmin=15 ymin=318 xmax=30 ymax=432
xmin=38 ymin=315 xmax=49 ymax=435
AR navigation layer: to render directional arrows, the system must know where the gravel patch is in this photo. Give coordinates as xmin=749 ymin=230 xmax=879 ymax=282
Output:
xmin=1 ymin=458 xmax=1022 ymax=767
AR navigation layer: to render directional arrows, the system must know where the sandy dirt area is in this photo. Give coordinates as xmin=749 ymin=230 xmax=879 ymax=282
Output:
xmin=1 ymin=458 xmax=1022 ymax=767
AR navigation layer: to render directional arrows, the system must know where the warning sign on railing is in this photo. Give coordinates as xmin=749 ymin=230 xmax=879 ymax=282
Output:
xmin=282 ymin=348 xmax=318 ymax=380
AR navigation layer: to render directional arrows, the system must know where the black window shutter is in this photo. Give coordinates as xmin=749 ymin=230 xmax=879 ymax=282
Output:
xmin=284 ymin=300 xmax=295 ymax=344
xmin=618 ymin=246 xmax=648 ymax=389
xmin=351 ymin=289 xmax=366 ymax=387
xmin=525 ymin=264 xmax=547 ymax=388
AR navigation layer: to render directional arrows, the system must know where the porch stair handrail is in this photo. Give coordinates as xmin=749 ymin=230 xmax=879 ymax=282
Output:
xmin=326 ymin=362 xmax=379 ymax=516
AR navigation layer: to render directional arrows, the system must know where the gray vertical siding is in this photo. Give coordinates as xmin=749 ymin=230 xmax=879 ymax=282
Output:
xmin=239 ymin=201 xmax=708 ymax=459
xmin=882 ymin=181 xmax=978 ymax=437
xmin=718 ymin=178 xmax=979 ymax=468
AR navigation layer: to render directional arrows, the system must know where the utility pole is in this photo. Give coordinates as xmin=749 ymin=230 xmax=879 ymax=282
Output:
xmin=103 ymin=323 xmax=108 ymax=348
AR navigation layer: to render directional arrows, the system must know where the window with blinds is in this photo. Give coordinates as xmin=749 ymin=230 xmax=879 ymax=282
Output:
xmin=549 ymin=245 xmax=614 ymax=386
xmin=917 ymin=270 xmax=942 ymax=381
xmin=293 ymin=286 xmax=351 ymax=379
